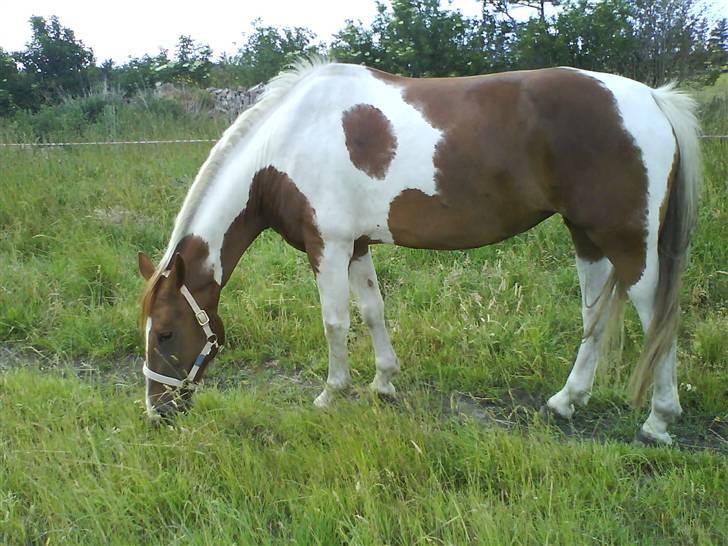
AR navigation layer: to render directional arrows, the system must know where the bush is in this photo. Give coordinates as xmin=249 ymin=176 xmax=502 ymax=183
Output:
xmin=0 ymin=87 xmax=226 ymax=144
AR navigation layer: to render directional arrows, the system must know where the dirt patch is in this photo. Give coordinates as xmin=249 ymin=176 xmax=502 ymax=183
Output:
xmin=1 ymin=346 xmax=725 ymax=454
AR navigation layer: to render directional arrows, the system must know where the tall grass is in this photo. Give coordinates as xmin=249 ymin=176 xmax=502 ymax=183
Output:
xmin=1 ymin=369 xmax=726 ymax=545
xmin=0 ymin=87 xmax=225 ymax=144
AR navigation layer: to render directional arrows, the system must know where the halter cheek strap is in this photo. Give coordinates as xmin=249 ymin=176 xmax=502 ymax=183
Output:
xmin=143 ymin=277 xmax=220 ymax=390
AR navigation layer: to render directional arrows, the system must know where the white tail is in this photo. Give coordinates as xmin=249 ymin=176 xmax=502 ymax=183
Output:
xmin=628 ymin=84 xmax=702 ymax=405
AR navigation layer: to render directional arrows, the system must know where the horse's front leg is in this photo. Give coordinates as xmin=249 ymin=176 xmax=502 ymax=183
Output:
xmin=349 ymin=250 xmax=399 ymax=396
xmin=313 ymin=240 xmax=353 ymax=408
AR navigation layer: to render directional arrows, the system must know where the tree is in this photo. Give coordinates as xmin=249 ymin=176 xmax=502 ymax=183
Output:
xmin=508 ymin=0 xmax=713 ymax=84
xmin=551 ymin=0 xmax=637 ymax=73
xmin=485 ymin=0 xmax=561 ymax=25
xmin=0 ymin=48 xmax=21 ymax=115
xmin=234 ymin=20 xmax=320 ymax=86
xmin=706 ymin=18 xmax=728 ymax=81
xmin=113 ymin=50 xmax=171 ymax=95
xmin=162 ymin=35 xmax=214 ymax=86
xmin=15 ymin=15 xmax=94 ymax=101
xmin=627 ymin=0 xmax=710 ymax=85
xmin=331 ymin=0 xmax=492 ymax=77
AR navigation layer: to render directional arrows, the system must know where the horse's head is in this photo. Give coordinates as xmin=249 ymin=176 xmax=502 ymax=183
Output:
xmin=138 ymin=252 xmax=224 ymax=424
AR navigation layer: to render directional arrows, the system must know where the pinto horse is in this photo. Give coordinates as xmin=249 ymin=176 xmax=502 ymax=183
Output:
xmin=138 ymin=59 xmax=699 ymax=444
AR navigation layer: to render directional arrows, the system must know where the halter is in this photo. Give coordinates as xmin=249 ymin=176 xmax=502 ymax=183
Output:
xmin=143 ymin=274 xmax=220 ymax=390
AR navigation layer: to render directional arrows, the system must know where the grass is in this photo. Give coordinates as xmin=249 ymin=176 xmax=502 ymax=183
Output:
xmin=0 ymin=83 xmax=726 ymax=544
xmin=2 ymin=370 xmax=727 ymax=545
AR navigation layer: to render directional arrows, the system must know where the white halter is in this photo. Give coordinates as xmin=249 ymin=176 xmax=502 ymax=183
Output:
xmin=143 ymin=273 xmax=220 ymax=390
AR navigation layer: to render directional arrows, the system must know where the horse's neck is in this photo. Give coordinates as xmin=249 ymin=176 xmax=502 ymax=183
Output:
xmin=218 ymin=195 xmax=265 ymax=286
xmin=173 ymin=147 xmax=268 ymax=288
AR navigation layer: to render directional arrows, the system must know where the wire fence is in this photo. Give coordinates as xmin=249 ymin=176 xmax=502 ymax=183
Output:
xmin=0 ymin=138 xmax=218 ymax=148
xmin=0 ymin=136 xmax=726 ymax=148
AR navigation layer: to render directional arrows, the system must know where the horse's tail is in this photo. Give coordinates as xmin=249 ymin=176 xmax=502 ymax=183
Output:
xmin=627 ymin=84 xmax=701 ymax=406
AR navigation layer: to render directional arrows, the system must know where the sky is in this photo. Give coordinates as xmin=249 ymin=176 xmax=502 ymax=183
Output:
xmin=0 ymin=0 xmax=484 ymax=65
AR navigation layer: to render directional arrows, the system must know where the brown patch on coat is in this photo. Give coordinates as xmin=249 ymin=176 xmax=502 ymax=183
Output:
xmin=352 ymin=236 xmax=372 ymax=261
xmin=342 ymin=104 xmax=397 ymax=180
xmin=221 ymin=166 xmax=324 ymax=278
xmin=351 ymin=235 xmax=383 ymax=265
xmin=372 ymin=68 xmax=649 ymax=285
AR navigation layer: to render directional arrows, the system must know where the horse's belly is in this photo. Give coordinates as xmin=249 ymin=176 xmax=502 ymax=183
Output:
xmin=386 ymin=188 xmax=553 ymax=250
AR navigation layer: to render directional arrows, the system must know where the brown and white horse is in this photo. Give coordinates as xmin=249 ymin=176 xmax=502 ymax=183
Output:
xmin=138 ymin=59 xmax=700 ymax=444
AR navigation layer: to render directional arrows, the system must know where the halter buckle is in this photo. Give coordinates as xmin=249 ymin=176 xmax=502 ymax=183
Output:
xmin=195 ymin=310 xmax=210 ymax=326
xmin=179 ymin=378 xmax=199 ymax=392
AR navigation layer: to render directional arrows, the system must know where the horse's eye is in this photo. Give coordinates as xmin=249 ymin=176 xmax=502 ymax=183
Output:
xmin=157 ymin=331 xmax=173 ymax=343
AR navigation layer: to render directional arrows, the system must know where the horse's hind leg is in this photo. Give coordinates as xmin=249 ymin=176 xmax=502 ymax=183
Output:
xmin=547 ymin=255 xmax=613 ymax=418
xmin=349 ymin=251 xmax=400 ymax=395
xmin=313 ymin=240 xmax=354 ymax=408
xmin=628 ymin=255 xmax=681 ymax=445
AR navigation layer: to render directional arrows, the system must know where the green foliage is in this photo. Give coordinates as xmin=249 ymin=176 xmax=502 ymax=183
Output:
xmin=232 ymin=19 xmax=321 ymax=86
xmin=332 ymin=0 xmax=496 ymax=77
xmin=706 ymin=18 xmax=728 ymax=83
xmin=550 ymin=0 xmax=636 ymax=71
xmin=506 ymin=0 xmax=718 ymax=84
xmin=0 ymin=89 xmax=225 ymax=144
xmin=110 ymin=36 xmax=214 ymax=95
xmin=328 ymin=0 xmax=723 ymax=85
xmin=0 ymin=48 xmax=28 ymax=116
xmin=625 ymin=0 xmax=712 ymax=85
xmin=112 ymin=50 xmax=172 ymax=95
xmin=158 ymin=35 xmax=214 ymax=87
xmin=15 ymin=15 xmax=95 ymax=102
xmin=1 ymin=3 xmax=727 ymax=116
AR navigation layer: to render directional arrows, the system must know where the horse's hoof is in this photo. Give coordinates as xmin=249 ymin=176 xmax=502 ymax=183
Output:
xmin=545 ymin=391 xmax=576 ymax=419
xmin=634 ymin=427 xmax=673 ymax=447
xmin=313 ymin=389 xmax=333 ymax=408
xmin=540 ymin=403 xmax=572 ymax=422
xmin=313 ymin=383 xmax=351 ymax=408
xmin=370 ymin=380 xmax=396 ymax=397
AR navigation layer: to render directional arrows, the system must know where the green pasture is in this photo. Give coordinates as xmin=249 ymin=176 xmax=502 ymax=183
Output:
xmin=0 ymin=92 xmax=726 ymax=543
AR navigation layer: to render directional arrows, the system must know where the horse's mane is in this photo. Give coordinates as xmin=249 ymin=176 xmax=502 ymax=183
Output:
xmin=140 ymin=56 xmax=331 ymax=328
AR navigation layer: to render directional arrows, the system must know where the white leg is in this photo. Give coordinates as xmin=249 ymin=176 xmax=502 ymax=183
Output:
xmin=628 ymin=262 xmax=681 ymax=445
xmin=313 ymin=241 xmax=354 ymax=408
xmin=349 ymin=251 xmax=399 ymax=395
xmin=547 ymin=257 xmax=613 ymax=418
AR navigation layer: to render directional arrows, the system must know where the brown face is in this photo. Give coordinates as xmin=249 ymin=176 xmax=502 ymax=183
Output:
xmin=139 ymin=252 xmax=224 ymax=422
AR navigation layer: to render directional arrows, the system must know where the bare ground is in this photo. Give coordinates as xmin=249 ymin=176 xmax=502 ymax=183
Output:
xmin=1 ymin=346 xmax=726 ymax=454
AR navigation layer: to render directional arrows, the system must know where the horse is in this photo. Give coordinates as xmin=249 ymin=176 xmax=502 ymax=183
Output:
xmin=138 ymin=59 xmax=700 ymax=445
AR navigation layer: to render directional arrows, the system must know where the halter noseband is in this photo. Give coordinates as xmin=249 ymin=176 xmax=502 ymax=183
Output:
xmin=143 ymin=274 xmax=220 ymax=390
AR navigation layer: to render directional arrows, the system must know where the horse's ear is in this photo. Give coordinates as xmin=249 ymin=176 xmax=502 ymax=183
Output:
xmin=168 ymin=253 xmax=186 ymax=290
xmin=138 ymin=252 xmax=155 ymax=280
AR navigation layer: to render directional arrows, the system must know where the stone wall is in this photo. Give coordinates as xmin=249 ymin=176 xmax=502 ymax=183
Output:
xmin=206 ymin=84 xmax=265 ymax=119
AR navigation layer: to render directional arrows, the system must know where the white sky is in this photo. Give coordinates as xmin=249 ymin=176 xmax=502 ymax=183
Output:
xmin=0 ymin=0 xmax=484 ymax=65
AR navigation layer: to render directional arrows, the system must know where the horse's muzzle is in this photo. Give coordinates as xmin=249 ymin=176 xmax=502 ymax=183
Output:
xmin=147 ymin=391 xmax=193 ymax=425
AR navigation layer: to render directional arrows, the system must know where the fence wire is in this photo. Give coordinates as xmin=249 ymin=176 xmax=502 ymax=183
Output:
xmin=0 ymin=138 xmax=218 ymax=148
xmin=0 ymin=135 xmax=726 ymax=149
